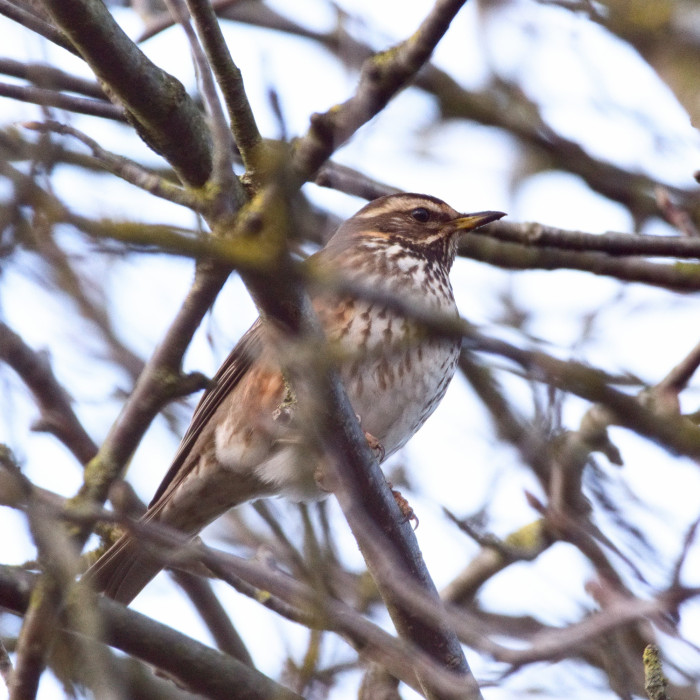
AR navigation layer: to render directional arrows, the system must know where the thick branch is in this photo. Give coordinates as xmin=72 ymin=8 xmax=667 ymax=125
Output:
xmin=0 ymin=567 xmax=302 ymax=700
xmin=39 ymin=0 xmax=212 ymax=187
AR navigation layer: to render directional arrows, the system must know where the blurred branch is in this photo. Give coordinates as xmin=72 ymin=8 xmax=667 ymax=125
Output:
xmin=656 ymin=338 xmax=700 ymax=399
xmin=472 ymin=334 xmax=700 ymax=461
xmin=138 ymin=0 xmax=332 ymax=44
xmin=75 ymin=262 xmax=228 ymax=510
xmin=33 ymin=160 xmax=700 ymax=296
xmin=169 ymin=571 xmax=254 ymax=665
xmin=359 ymin=664 xmax=401 ymax=700
xmin=0 ymin=323 xmax=97 ymax=464
xmin=24 ymin=121 xmax=199 ymax=209
xmin=454 ymin=347 xmax=636 ymax=609
xmin=671 ymin=516 xmax=700 ymax=590
xmin=0 ymin=566 xmax=304 ymax=700
xmin=569 ymin=0 xmax=700 ymax=128
xmin=457 ymin=349 xmax=556 ymax=485
xmin=456 ymin=75 xmax=700 ymax=225
xmin=0 ymin=0 xmax=77 ymax=55
xmin=477 ymin=588 xmax=689 ymax=668
xmin=0 ymin=81 xmax=125 ymax=121
xmin=0 ymin=447 xmax=118 ymax=700
xmin=315 ymin=161 xmax=399 ymax=202
xmin=441 ymin=519 xmax=553 ymax=605
xmin=290 ymin=0 xmax=473 ymax=184
xmin=0 ymin=58 xmax=105 ymax=99
xmin=0 ymin=639 xmax=10 ymax=692
xmin=0 ymin=126 xmax=138 ymax=173
xmin=115 ymin=517 xmax=477 ymax=697
xmin=163 ymin=0 xmax=243 ymax=210
xmin=656 ymin=185 xmax=700 ymax=238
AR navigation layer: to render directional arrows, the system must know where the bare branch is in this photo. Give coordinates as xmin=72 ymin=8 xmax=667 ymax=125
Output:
xmin=40 ymin=0 xmax=213 ymax=187
xmin=0 ymin=0 xmax=76 ymax=54
xmin=459 ymin=231 xmax=700 ymax=292
xmin=479 ymin=220 xmax=700 ymax=258
xmin=291 ymin=0 xmax=471 ymax=183
xmin=0 ymin=566 xmax=304 ymax=700
xmin=0 ymin=58 xmax=104 ymax=99
xmin=0 ymin=323 xmax=97 ymax=464
xmin=184 ymin=0 xmax=263 ymax=176
xmin=24 ymin=120 xmax=198 ymax=209
xmin=169 ymin=570 xmax=254 ymax=664
xmin=163 ymin=0 xmax=241 ymax=206
xmin=0 ymin=81 xmax=124 ymax=121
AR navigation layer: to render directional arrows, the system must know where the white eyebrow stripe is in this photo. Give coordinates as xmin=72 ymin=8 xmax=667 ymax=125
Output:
xmin=355 ymin=197 xmax=450 ymax=219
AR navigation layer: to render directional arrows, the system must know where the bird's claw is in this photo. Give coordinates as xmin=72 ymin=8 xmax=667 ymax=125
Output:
xmin=363 ymin=430 xmax=385 ymax=462
xmin=356 ymin=415 xmax=412 ymax=525
xmin=389 ymin=485 xmax=419 ymax=529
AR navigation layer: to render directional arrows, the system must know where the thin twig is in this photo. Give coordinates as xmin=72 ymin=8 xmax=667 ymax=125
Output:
xmin=670 ymin=515 xmax=700 ymax=589
xmin=0 ymin=0 xmax=77 ymax=55
xmin=480 ymin=219 xmax=700 ymax=258
xmin=0 ymin=81 xmax=124 ymax=121
xmin=459 ymin=232 xmax=700 ymax=292
xmin=0 ymin=323 xmax=97 ymax=464
xmin=656 ymin=338 xmax=700 ymax=396
xmin=0 ymin=58 xmax=104 ymax=99
xmin=185 ymin=0 xmax=263 ymax=175
xmin=24 ymin=120 xmax=199 ymax=209
xmin=170 ymin=570 xmax=255 ymax=665
xmin=164 ymin=0 xmax=241 ymax=207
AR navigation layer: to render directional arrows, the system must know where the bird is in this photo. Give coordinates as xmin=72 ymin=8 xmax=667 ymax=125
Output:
xmin=84 ymin=192 xmax=505 ymax=604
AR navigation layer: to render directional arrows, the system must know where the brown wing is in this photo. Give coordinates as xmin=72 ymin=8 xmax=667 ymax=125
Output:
xmin=85 ymin=320 xmax=268 ymax=603
xmin=149 ymin=319 xmax=264 ymax=506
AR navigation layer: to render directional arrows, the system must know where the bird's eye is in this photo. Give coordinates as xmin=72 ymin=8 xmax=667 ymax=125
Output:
xmin=410 ymin=207 xmax=430 ymax=223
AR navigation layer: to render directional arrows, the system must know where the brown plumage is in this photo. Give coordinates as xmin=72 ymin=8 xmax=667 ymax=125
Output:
xmin=84 ymin=193 xmax=505 ymax=603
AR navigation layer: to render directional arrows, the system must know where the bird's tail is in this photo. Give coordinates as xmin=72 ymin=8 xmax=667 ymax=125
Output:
xmin=83 ymin=452 xmax=279 ymax=604
xmin=83 ymin=533 xmax=167 ymax=605
xmin=83 ymin=476 xmax=274 ymax=604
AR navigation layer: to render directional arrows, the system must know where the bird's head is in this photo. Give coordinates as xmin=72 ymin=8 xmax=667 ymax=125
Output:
xmin=328 ymin=192 xmax=505 ymax=270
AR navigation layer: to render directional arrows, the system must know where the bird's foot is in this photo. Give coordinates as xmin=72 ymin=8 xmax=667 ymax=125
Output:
xmin=365 ymin=431 xmax=385 ymax=462
xmin=363 ymin=429 xmax=385 ymax=462
xmin=354 ymin=414 xmax=385 ymax=462
xmin=388 ymin=484 xmax=419 ymax=529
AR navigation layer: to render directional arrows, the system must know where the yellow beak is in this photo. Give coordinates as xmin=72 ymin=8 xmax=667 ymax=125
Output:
xmin=453 ymin=210 xmax=506 ymax=231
